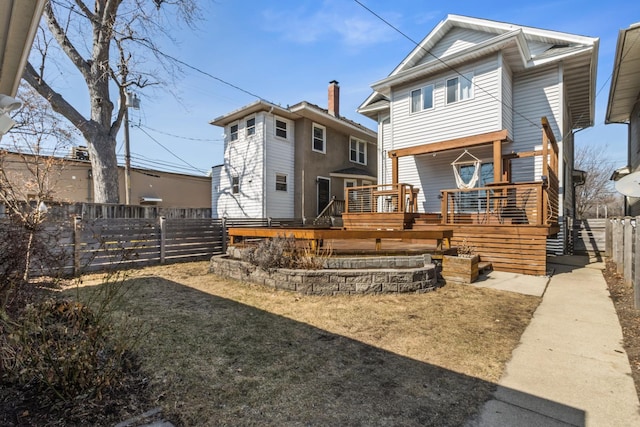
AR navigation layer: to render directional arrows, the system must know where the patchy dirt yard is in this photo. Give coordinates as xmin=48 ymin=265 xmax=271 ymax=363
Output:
xmin=603 ymin=260 xmax=640 ymax=401
xmin=3 ymin=261 xmax=540 ymax=426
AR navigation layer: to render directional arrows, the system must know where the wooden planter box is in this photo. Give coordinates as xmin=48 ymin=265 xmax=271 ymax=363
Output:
xmin=442 ymin=255 xmax=479 ymax=283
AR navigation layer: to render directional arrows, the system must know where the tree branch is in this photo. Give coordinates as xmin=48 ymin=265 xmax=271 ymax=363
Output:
xmin=42 ymin=1 xmax=91 ymax=80
xmin=23 ymin=62 xmax=94 ymax=139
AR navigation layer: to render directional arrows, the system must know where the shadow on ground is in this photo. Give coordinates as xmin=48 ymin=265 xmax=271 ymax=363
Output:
xmin=99 ymin=276 xmax=585 ymax=426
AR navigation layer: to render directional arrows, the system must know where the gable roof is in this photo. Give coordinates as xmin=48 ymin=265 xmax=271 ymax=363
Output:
xmin=358 ymin=14 xmax=599 ymax=129
xmin=606 ymin=22 xmax=640 ymax=124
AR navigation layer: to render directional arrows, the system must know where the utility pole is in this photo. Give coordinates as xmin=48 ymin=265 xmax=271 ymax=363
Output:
xmin=123 ymin=92 xmax=139 ymax=205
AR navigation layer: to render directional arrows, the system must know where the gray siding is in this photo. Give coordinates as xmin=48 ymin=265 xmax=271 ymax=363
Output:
xmin=511 ymin=65 xmax=561 ymax=183
xmin=419 ymin=27 xmax=497 ymax=63
xmin=390 ymin=55 xmax=502 ymax=151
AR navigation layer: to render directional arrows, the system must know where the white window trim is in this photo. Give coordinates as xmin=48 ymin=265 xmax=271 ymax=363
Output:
xmin=231 ymin=175 xmax=239 ymax=194
xmin=275 ymin=173 xmax=288 ymax=192
xmin=410 ymin=84 xmax=434 ymax=114
xmin=312 ymin=123 xmax=326 ymax=154
xmin=350 ymin=137 xmax=367 ymax=165
xmin=245 ymin=116 xmax=256 ymax=136
xmin=344 ymin=179 xmax=357 ymax=200
xmin=445 ymin=72 xmax=474 ymax=105
xmin=274 ymin=116 xmax=289 ymax=140
xmin=229 ymin=122 xmax=239 ymax=141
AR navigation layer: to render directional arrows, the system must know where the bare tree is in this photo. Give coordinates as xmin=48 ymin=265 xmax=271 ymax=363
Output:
xmin=23 ymin=0 xmax=200 ymax=203
xmin=0 ymin=84 xmax=77 ymax=289
xmin=574 ymin=144 xmax=621 ymax=219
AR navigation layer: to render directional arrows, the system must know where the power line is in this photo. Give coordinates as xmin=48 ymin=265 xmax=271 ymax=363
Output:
xmin=352 ymin=0 xmax=550 ymax=130
xmin=135 ymin=123 xmax=222 ymax=143
xmin=135 ymin=126 xmax=206 ymax=175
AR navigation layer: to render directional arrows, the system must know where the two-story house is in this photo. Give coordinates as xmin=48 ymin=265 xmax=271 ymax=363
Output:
xmin=356 ymin=14 xmax=598 ymax=267
xmin=210 ymin=82 xmax=377 ymax=220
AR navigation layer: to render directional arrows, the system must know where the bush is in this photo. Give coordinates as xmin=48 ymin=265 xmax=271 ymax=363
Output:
xmin=0 ymin=297 xmax=138 ymax=402
xmin=242 ymin=236 xmax=329 ymax=271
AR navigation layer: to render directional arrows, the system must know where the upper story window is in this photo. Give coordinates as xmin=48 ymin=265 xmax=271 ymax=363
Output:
xmin=312 ymin=123 xmax=326 ymax=153
xmin=410 ymin=84 xmax=434 ymax=113
xmin=275 ymin=173 xmax=287 ymax=191
xmin=446 ymin=72 xmax=474 ymax=104
xmin=350 ymin=138 xmax=367 ymax=165
xmin=231 ymin=176 xmax=239 ymax=194
xmin=275 ymin=118 xmax=288 ymax=138
xmin=246 ymin=117 xmax=255 ymax=136
xmin=230 ymin=123 xmax=239 ymax=141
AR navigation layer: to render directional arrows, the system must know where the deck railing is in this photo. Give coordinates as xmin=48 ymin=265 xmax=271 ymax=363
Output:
xmin=440 ymin=181 xmax=557 ymax=226
xmin=316 ymin=196 xmax=346 ymax=219
xmin=345 ymin=183 xmax=419 ymax=214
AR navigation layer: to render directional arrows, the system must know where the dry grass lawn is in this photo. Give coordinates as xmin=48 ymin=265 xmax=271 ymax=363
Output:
xmin=72 ymin=261 xmax=540 ymax=426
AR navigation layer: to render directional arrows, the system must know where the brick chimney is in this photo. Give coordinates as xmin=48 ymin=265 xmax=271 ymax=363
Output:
xmin=328 ymin=80 xmax=340 ymax=117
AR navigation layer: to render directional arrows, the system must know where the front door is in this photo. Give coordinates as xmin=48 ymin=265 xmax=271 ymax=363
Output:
xmin=317 ymin=177 xmax=330 ymax=215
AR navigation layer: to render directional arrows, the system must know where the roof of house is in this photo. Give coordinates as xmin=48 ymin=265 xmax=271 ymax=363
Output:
xmin=210 ymin=99 xmax=376 ymax=142
xmin=606 ymin=22 xmax=640 ymax=124
xmin=0 ymin=0 xmax=45 ymax=96
xmin=330 ymin=166 xmax=376 ymax=180
xmin=358 ymin=14 xmax=599 ymax=129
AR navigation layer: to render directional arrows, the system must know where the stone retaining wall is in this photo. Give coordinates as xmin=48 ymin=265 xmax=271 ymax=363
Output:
xmin=209 ymin=255 xmax=439 ymax=295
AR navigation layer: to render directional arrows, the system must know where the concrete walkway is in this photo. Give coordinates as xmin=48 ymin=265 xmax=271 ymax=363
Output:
xmin=469 ymin=258 xmax=640 ymax=427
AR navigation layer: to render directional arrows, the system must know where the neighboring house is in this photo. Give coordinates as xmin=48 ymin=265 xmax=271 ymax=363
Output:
xmin=0 ymin=0 xmax=45 ymax=136
xmin=606 ymin=22 xmax=640 ymax=216
xmin=210 ymin=81 xmax=377 ymax=219
xmin=357 ymin=14 xmax=598 ymax=256
xmin=0 ymin=150 xmax=211 ymax=209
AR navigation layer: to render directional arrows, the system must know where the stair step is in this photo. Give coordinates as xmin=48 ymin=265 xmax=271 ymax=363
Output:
xmin=479 ymin=261 xmax=493 ymax=274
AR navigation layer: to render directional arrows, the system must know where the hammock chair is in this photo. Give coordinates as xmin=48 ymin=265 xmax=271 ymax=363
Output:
xmin=451 ymin=150 xmax=482 ymax=189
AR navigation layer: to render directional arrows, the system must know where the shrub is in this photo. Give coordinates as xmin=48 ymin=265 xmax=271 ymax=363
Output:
xmin=242 ymin=235 xmax=329 ymax=271
xmin=0 ymin=297 xmax=138 ymax=402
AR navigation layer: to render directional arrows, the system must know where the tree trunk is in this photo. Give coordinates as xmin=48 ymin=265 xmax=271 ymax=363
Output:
xmin=87 ymin=131 xmax=120 ymax=203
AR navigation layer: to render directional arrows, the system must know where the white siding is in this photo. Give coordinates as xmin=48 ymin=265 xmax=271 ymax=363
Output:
xmin=211 ymin=166 xmax=222 ymax=218
xmin=264 ymin=114 xmax=295 ymax=217
xmin=378 ymin=118 xmax=392 ymax=186
xmin=511 ymin=65 xmax=561 ymax=183
xmin=214 ymin=114 xmax=266 ymax=218
xmin=501 ymin=55 xmax=514 ymax=139
xmin=419 ymin=28 xmax=497 ymax=64
xmin=629 ymin=102 xmax=640 ymax=215
xmin=390 ymin=55 xmax=502 ymax=150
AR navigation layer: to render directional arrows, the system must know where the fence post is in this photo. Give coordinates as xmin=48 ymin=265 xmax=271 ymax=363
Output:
xmin=613 ymin=219 xmax=623 ymax=273
xmin=73 ymin=216 xmax=82 ymax=275
xmin=634 ymin=216 xmax=640 ymax=309
xmin=159 ymin=216 xmax=166 ymax=264
xmin=221 ymin=217 xmax=227 ymax=254
xmin=605 ymin=218 xmax=612 ymax=257
xmin=624 ymin=217 xmax=633 ymax=286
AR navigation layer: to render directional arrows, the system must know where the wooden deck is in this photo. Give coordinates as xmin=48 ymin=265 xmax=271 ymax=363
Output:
xmin=228 ymin=227 xmax=453 ymax=252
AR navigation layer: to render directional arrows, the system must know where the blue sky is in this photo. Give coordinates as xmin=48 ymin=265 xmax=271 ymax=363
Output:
xmin=39 ymin=0 xmax=640 ymax=176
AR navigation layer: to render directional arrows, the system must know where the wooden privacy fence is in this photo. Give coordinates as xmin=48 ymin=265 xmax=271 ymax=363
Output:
xmin=606 ymin=217 xmax=639 ymax=309
xmin=21 ymin=217 xmax=225 ymax=275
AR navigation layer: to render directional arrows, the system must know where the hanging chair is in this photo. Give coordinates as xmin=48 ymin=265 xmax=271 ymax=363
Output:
xmin=451 ymin=150 xmax=482 ymax=189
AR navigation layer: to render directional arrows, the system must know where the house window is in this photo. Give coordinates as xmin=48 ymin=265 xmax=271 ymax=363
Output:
xmin=275 ymin=118 xmax=287 ymax=138
xmin=230 ymin=123 xmax=239 ymax=141
xmin=458 ymin=163 xmax=494 ymax=211
xmin=231 ymin=176 xmax=239 ymax=194
xmin=446 ymin=73 xmax=473 ymax=104
xmin=350 ymin=138 xmax=367 ymax=165
xmin=410 ymin=84 xmax=434 ymax=113
xmin=246 ymin=117 xmax=255 ymax=136
xmin=312 ymin=123 xmax=326 ymax=153
xmin=275 ymin=173 xmax=287 ymax=191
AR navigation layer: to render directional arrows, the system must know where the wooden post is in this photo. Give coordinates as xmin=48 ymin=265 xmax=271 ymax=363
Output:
xmin=614 ymin=219 xmax=624 ymax=274
xmin=391 ymin=154 xmax=399 ymax=185
xmin=541 ymin=127 xmax=549 ymax=179
xmin=441 ymin=191 xmax=448 ymax=224
xmin=73 ymin=216 xmax=82 ymax=275
xmin=634 ymin=217 xmax=640 ymax=309
xmin=624 ymin=217 xmax=633 ymax=286
xmin=221 ymin=217 xmax=227 ymax=253
xmin=159 ymin=216 xmax=166 ymax=264
xmin=493 ymin=140 xmax=502 ymax=183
